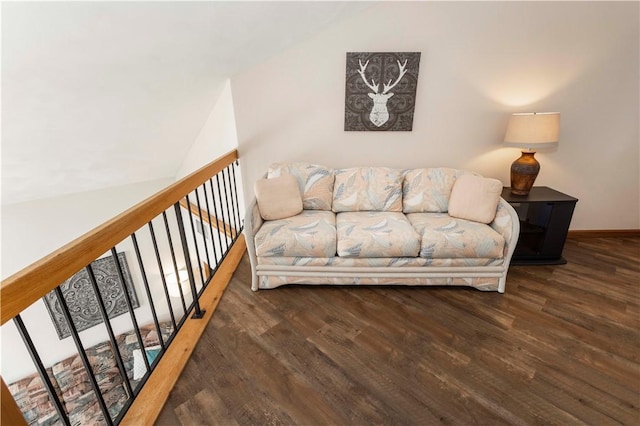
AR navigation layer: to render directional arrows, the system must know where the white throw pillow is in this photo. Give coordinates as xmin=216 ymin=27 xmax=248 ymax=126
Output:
xmin=132 ymin=349 xmax=147 ymax=380
xmin=448 ymin=175 xmax=503 ymax=224
xmin=132 ymin=345 xmax=162 ymax=381
xmin=267 ymin=163 xmax=334 ymax=210
xmin=254 ymin=175 xmax=303 ymax=220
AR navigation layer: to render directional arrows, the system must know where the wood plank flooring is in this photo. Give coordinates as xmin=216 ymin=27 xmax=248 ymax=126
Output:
xmin=156 ymin=237 xmax=640 ymax=425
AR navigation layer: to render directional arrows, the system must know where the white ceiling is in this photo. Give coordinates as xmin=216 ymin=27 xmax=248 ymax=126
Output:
xmin=1 ymin=1 xmax=371 ymax=205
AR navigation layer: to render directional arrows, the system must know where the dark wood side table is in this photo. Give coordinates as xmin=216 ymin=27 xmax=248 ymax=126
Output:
xmin=501 ymin=186 xmax=578 ymax=265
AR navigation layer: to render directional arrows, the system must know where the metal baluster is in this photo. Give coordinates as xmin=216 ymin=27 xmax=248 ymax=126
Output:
xmin=193 ymin=189 xmax=212 ymax=284
xmin=174 ymin=202 xmax=205 ymax=319
xmin=222 ymin=167 xmax=235 ymax=238
xmin=202 ymin=179 xmax=220 ymax=269
xmin=53 ymin=287 xmax=114 ymax=425
xmin=209 ymin=178 xmax=226 ymax=262
xmin=216 ymin=174 xmax=231 ymax=251
xmin=163 ymin=211 xmax=188 ymax=315
xmin=183 ymin=193 xmax=206 ymax=287
xmin=148 ymin=220 xmax=177 ymax=331
xmin=85 ymin=264 xmax=135 ymax=398
xmin=231 ymin=160 xmax=244 ymax=233
xmin=224 ymin=166 xmax=238 ymax=239
xmin=131 ymin=232 xmax=165 ymax=351
xmin=110 ymin=248 xmax=149 ymax=376
xmin=13 ymin=315 xmax=71 ymax=426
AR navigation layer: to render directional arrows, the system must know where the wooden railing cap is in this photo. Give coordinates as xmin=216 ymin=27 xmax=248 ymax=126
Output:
xmin=0 ymin=150 xmax=238 ymax=326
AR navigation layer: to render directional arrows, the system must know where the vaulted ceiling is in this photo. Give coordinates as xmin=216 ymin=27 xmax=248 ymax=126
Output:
xmin=1 ymin=1 xmax=371 ymax=205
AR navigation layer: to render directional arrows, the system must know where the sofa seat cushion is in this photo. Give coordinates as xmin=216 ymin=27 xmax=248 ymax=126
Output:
xmin=333 ymin=167 xmax=403 ymax=212
xmin=337 ymin=212 xmax=420 ymax=257
xmin=407 ymin=213 xmax=505 ymax=258
xmin=255 ymin=210 xmax=337 ymax=257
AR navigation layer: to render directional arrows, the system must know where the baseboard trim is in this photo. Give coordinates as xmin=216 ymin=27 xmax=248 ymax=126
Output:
xmin=568 ymin=229 xmax=640 ymax=238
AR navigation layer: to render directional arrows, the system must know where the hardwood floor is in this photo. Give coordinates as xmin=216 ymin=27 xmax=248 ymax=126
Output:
xmin=156 ymin=237 xmax=640 ymax=425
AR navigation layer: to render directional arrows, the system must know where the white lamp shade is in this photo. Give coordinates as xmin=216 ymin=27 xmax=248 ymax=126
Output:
xmin=165 ymin=270 xmax=191 ymax=298
xmin=504 ymin=112 xmax=560 ymax=148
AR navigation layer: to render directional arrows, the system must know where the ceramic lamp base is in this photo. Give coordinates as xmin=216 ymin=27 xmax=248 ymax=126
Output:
xmin=510 ymin=151 xmax=540 ymax=195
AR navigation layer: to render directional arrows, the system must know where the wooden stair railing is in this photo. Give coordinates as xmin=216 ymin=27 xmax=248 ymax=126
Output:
xmin=121 ymin=236 xmax=245 ymax=425
xmin=1 ymin=149 xmax=245 ymax=425
xmin=179 ymin=199 xmax=237 ymax=239
xmin=1 ymin=149 xmax=237 ymax=325
xmin=1 ymin=377 xmax=26 ymax=426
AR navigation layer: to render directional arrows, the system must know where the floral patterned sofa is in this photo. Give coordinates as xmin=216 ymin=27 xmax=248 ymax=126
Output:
xmin=8 ymin=322 xmax=173 ymax=426
xmin=245 ymin=163 xmax=520 ymax=293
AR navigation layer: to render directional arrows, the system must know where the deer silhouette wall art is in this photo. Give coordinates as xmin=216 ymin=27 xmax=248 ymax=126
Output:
xmin=357 ymin=58 xmax=408 ymax=127
xmin=345 ymin=52 xmax=421 ymax=131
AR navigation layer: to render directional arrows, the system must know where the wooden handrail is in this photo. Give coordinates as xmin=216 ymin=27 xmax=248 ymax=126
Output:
xmin=179 ymin=199 xmax=236 ymax=238
xmin=0 ymin=150 xmax=238 ymax=326
xmin=1 ymin=377 xmax=27 ymax=426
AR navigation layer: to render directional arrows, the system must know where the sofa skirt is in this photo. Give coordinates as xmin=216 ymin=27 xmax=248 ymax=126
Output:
xmin=258 ymin=274 xmax=501 ymax=292
xmin=254 ymin=263 xmax=506 ymax=292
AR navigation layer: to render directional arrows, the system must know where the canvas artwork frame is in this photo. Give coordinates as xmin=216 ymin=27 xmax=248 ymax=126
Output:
xmin=43 ymin=252 xmax=139 ymax=339
xmin=344 ymin=51 xmax=421 ymax=132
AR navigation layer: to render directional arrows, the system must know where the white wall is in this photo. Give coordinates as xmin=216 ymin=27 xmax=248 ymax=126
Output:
xmin=1 ymin=178 xmax=172 ymax=278
xmin=175 ymin=78 xmax=246 ymax=224
xmin=175 ymin=79 xmax=239 ymax=179
xmin=232 ymin=1 xmax=640 ymax=230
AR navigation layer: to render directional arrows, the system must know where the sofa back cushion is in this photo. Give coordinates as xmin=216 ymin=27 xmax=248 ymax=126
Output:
xmin=332 ymin=167 xmax=403 ymax=212
xmin=403 ymin=168 xmax=473 ymax=213
xmin=267 ymin=163 xmax=333 ymax=210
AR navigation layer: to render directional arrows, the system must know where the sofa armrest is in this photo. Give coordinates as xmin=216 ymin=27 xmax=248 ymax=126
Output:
xmin=491 ymin=198 xmax=521 ymax=264
xmin=247 ymin=199 xmax=263 ymax=236
xmin=243 ymin=197 xmax=262 ymax=291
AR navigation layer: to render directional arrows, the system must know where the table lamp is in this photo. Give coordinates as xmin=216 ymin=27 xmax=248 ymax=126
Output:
xmin=165 ymin=269 xmax=191 ymax=298
xmin=504 ymin=112 xmax=560 ymax=195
